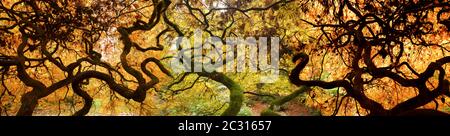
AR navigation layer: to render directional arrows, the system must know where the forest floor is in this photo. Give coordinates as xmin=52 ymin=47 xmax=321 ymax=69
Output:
xmin=250 ymin=101 xmax=312 ymax=116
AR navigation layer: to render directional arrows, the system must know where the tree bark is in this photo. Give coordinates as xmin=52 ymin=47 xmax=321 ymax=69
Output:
xmin=198 ymin=72 xmax=244 ymax=116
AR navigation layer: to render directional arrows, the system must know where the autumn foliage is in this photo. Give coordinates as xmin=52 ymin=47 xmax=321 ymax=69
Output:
xmin=0 ymin=0 xmax=449 ymax=116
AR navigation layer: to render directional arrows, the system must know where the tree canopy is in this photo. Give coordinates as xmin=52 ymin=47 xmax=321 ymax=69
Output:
xmin=0 ymin=0 xmax=449 ymax=116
